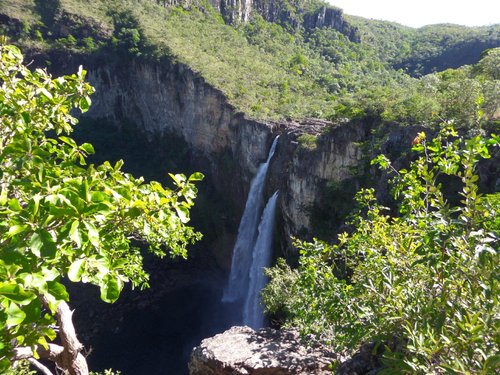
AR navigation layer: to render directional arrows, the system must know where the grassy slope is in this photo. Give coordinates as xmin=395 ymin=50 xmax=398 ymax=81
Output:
xmin=1 ymin=0 xmax=39 ymax=22
xmin=1 ymin=0 xmax=497 ymax=125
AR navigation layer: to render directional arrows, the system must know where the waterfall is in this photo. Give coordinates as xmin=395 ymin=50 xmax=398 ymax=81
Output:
xmin=222 ymin=136 xmax=279 ymax=305
xmin=243 ymin=191 xmax=279 ymax=329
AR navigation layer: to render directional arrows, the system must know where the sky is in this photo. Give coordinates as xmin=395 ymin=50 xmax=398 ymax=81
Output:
xmin=328 ymin=1 xmax=500 ymax=28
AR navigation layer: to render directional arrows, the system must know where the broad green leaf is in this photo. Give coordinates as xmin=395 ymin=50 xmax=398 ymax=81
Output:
xmin=175 ymin=205 xmax=190 ymax=223
xmin=38 ymin=229 xmax=57 ymax=259
xmin=37 ymin=335 xmax=49 ymax=350
xmin=39 ymin=88 xmax=53 ymax=100
xmin=80 ymin=142 xmax=94 ymax=155
xmin=30 ymin=232 xmax=43 ymax=257
xmin=79 ymin=96 xmax=91 ymax=111
xmin=0 ymin=358 xmax=10 ymax=373
xmin=100 ymin=275 xmax=122 ymax=303
xmin=59 ymin=136 xmax=77 ymax=147
xmin=188 ymin=172 xmax=204 ymax=181
xmin=20 ymin=272 xmax=47 ymax=294
xmin=47 ymin=281 xmax=69 ymax=301
xmin=169 ymin=173 xmax=186 ymax=185
xmin=69 ymin=220 xmax=81 ymax=247
xmin=8 ymin=224 xmax=29 ymax=237
xmin=90 ymin=191 xmax=108 ymax=203
xmin=22 ymin=298 xmax=42 ymax=324
xmin=68 ymin=259 xmax=85 ymax=282
xmin=84 ymin=221 xmax=100 ymax=247
xmin=6 ymin=302 xmax=26 ymax=326
xmin=0 ymin=283 xmax=36 ymax=305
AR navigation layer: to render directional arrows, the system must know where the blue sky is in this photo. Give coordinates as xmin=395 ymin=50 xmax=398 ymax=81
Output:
xmin=329 ymin=1 xmax=500 ymax=27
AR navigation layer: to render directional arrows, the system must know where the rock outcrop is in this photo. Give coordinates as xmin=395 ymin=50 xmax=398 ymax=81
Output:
xmin=150 ymin=0 xmax=360 ymax=41
xmin=303 ymin=6 xmax=360 ymax=42
xmin=188 ymin=326 xmax=338 ymax=375
xmin=270 ymin=119 xmax=366 ymax=240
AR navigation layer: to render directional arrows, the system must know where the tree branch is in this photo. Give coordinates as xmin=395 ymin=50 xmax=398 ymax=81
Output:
xmin=27 ymin=358 xmax=55 ymax=375
xmin=13 ymin=300 xmax=89 ymax=375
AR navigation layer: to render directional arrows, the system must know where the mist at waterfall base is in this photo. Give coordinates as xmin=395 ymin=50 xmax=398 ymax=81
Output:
xmin=222 ymin=137 xmax=280 ymax=329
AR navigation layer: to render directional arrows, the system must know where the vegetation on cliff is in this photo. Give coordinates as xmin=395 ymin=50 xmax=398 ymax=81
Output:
xmin=0 ymin=43 xmax=201 ymax=374
xmin=1 ymin=0 xmax=498 ymax=125
xmin=263 ymin=127 xmax=499 ymax=373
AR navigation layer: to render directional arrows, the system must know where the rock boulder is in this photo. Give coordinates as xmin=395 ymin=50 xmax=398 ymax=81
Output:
xmin=188 ymin=326 xmax=338 ymax=375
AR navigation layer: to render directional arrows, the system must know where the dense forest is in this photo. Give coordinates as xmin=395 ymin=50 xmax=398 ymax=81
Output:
xmin=0 ymin=0 xmax=499 ymax=374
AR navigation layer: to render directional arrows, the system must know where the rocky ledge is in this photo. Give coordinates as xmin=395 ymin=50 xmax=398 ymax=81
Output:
xmin=189 ymin=326 xmax=336 ymax=375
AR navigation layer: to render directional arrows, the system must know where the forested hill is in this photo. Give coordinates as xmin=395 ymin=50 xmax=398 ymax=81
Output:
xmin=350 ymin=16 xmax=500 ymax=76
xmin=1 ymin=0 xmax=499 ymax=126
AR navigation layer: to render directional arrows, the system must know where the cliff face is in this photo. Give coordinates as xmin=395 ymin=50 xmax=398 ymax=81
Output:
xmin=151 ymin=0 xmax=360 ymax=41
xmin=86 ymin=61 xmax=273 ymax=178
xmin=271 ymin=120 xmax=366 ymax=241
xmin=82 ymin=57 xmax=379 ymax=258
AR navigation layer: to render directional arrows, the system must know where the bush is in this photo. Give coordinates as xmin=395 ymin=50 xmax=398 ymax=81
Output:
xmin=263 ymin=125 xmax=499 ymax=373
xmin=297 ymin=133 xmax=318 ymax=150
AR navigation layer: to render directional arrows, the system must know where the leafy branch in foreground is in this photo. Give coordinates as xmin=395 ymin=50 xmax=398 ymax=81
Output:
xmin=0 ymin=43 xmax=202 ymax=374
xmin=263 ymin=125 xmax=499 ymax=373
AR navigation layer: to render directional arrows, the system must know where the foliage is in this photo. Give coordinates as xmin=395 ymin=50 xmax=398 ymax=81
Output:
xmin=350 ymin=16 xmax=500 ymax=77
xmin=1 ymin=0 xmax=498 ymax=127
xmin=109 ymin=9 xmax=149 ymax=57
xmin=4 ymin=360 xmax=35 ymax=375
xmin=297 ymin=133 xmax=317 ymax=150
xmin=0 ymin=43 xmax=202 ymax=372
xmin=263 ymin=126 xmax=499 ymax=373
xmin=89 ymin=370 xmax=121 ymax=375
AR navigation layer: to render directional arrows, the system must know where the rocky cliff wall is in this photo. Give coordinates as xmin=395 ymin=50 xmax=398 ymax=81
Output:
xmin=269 ymin=120 xmax=366 ymax=243
xmin=86 ymin=61 xmax=274 ymax=178
xmin=81 ymin=57 xmax=373 ymax=260
xmin=150 ymin=0 xmax=360 ymax=41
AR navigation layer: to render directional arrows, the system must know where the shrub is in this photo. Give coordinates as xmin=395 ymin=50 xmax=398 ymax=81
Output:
xmin=263 ymin=125 xmax=499 ymax=373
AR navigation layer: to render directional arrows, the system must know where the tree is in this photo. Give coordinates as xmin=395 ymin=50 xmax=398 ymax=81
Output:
xmin=263 ymin=126 xmax=499 ymax=373
xmin=0 ymin=42 xmax=202 ymax=374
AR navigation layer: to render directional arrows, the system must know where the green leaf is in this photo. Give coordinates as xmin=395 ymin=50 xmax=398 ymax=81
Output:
xmin=100 ymin=275 xmax=122 ymax=303
xmin=80 ymin=142 xmax=95 ymax=155
xmin=47 ymin=281 xmax=69 ymax=301
xmin=6 ymin=302 xmax=26 ymax=326
xmin=8 ymin=224 xmax=29 ymax=237
xmin=0 ymin=283 xmax=36 ymax=305
xmin=68 ymin=259 xmax=85 ymax=282
xmin=188 ymin=172 xmax=204 ymax=181
xmin=84 ymin=221 xmax=100 ymax=247
xmin=30 ymin=232 xmax=43 ymax=257
xmin=21 ymin=111 xmax=31 ymax=125
xmin=175 ymin=205 xmax=190 ymax=223
xmin=59 ymin=136 xmax=77 ymax=148
xmin=69 ymin=220 xmax=82 ymax=247
xmin=22 ymin=298 xmax=42 ymax=324
xmin=79 ymin=96 xmax=91 ymax=111
xmin=169 ymin=173 xmax=186 ymax=185
xmin=38 ymin=229 xmax=57 ymax=259
xmin=39 ymin=88 xmax=53 ymax=100
xmin=0 ymin=358 xmax=10 ymax=373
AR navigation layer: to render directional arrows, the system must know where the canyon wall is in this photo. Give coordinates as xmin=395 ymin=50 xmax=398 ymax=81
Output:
xmin=151 ymin=0 xmax=360 ymax=41
xmin=80 ymin=57 xmax=376 ymax=260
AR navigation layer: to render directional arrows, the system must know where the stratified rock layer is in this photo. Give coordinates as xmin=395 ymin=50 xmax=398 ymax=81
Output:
xmin=188 ymin=326 xmax=338 ymax=375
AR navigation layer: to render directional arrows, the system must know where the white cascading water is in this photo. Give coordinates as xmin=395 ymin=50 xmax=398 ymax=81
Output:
xmin=243 ymin=190 xmax=279 ymax=329
xmin=222 ymin=136 xmax=279 ymax=305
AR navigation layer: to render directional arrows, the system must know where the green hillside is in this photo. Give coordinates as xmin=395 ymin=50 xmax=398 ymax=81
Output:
xmin=349 ymin=15 xmax=500 ymax=76
xmin=1 ymin=0 xmax=498 ymax=126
